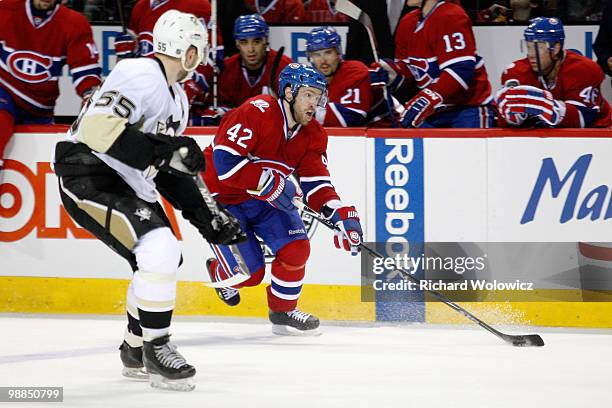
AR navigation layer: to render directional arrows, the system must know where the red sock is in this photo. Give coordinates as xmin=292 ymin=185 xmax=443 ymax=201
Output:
xmin=0 ymin=110 xmax=15 ymax=160
xmin=267 ymin=240 xmax=310 ymax=312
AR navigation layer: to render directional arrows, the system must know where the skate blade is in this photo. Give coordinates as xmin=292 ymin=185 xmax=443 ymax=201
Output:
xmin=271 ymin=324 xmax=322 ymax=337
xmin=122 ymin=367 xmax=149 ymax=380
xmin=148 ymin=373 xmax=195 ymax=392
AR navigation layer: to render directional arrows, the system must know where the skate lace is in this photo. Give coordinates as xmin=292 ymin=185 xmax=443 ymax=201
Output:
xmin=287 ymin=309 xmax=310 ymax=323
xmin=154 ymin=342 xmax=188 ymax=370
xmin=220 ymin=287 xmax=238 ymax=300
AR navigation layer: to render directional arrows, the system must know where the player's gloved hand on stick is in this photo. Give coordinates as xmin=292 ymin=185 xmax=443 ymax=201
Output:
xmin=400 ymin=88 xmax=443 ymax=128
xmin=323 ymin=204 xmax=363 ymax=256
xmin=496 ymin=85 xmax=566 ymax=126
xmin=369 ymin=58 xmax=402 ymax=89
xmin=250 ymin=171 xmax=302 ymax=213
xmin=185 ymin=205 xmax=245 ymax=245
xmin=114 ymin=30 xmax=139 ymax=58
xmin=148 ymin=134 xmax=205 ymax=175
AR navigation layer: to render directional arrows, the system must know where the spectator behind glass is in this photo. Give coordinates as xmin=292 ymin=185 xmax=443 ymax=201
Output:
xmin=304 ymin=0 xmax=348 ymax=23
xmin=475 ymin=0 xmax=543 ymax=23
xmin=496 ymin=17 xmax=611 ymax=128
xmin=547 ymin=0 xmax=603 ymax=22
xmin=594 ymin=0 xmax=612 ymax=78
xmin=244 ymin=0 xmax=305 ymax=22
xmin=0 ymin=0 xmax=102 ymax=169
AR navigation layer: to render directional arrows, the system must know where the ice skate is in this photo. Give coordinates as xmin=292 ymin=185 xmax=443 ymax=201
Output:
xmin=269 ymin=309 xmax=321 ymax=336
xmin=206 ymin=258 xmax=241 ymax=306
xmin=142 ymin=335 xmax=196 ymax=391
xmin=119 ymin=341 xmax=148 ymax=380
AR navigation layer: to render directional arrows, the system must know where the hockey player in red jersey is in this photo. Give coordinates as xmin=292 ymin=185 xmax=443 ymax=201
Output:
xmin=497 ymin=17 xmax=612 ymax=128
xmin=0 ymin=0 xmax=101 ymax=168
xmin=306 ymin=26 xmax=372 ymax=127
xmin=244 ymin=0 xmax=305 ymax=23
xmin=370 ymin=0 xmax=495 ymax=128
xmin=191 ymin=14 xmax=293 ymax=125
xmin=202 ymin=63 xmax=363 ymax=335
xmin=304 ymin=0 xmax=349 ymax=23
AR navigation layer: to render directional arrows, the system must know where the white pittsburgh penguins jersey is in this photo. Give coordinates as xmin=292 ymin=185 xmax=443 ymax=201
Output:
xmin=66 ymin=57 xmax=189 ymax=202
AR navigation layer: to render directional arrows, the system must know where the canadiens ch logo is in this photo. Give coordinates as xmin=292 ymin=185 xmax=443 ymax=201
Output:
xmin=138 ymin=33 xmax=154 ymax=57
xmin=407 ymin=57 xmax=439 ymax=88
xmin=6 ymin=50 xmax=53 ymax=83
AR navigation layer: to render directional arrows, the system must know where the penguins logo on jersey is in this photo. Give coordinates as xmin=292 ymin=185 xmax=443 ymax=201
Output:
xmin=156 ymin=115 xmax=181 ymax=136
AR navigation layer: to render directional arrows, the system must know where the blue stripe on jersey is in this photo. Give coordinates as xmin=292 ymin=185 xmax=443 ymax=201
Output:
xmin=300 ymin=179 xmax=333 ymax=200
xmin=72 ymin=66 xmax=102 ymax=82
xmin=271 ymin=281 xmax=302 ymax=295
xmin=213 ymin=148 xmax=248 ymax=179
xmin=445 ymin=59 xmax=475 ymax=87
xmin=575 ymin=104 xmax=597 ymax=127
xmin=330 ymin=103 xmax=367 ymax=127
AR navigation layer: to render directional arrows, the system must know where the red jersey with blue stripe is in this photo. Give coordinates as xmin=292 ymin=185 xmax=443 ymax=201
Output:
xmin=217 ymin=50 xmax=293 ymax=109
xmin=0 ymin=0 xmax=101 ymax=116
xmin=322 ymin=60 xmax=372 ymax=127
xmin=203 ymin=94 xmax=340 ymax=211
xmin=394 ymin=1 xmax=492 ymax=107
xmin=501 ymin=51 xmax=612 ymax=128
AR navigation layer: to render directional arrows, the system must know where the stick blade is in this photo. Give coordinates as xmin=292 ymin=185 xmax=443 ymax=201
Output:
xmin=203 ymin=273 xmax=250 ymax=288
xmin=334 ymin=0 xmax=362 ymax=20
xmin=505 ymin=334 xmax=545 ymax=347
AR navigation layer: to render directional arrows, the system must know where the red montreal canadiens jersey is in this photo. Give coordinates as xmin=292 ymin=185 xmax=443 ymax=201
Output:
xmin=0 ymin=0 xmax=101 ymax=115
xmin=304 ymin=0 xmax=348 ymax=23
xmin=244 ymin=0 xmax=305 ymax=23
xmin=203 ymin=94 xmax=340 ymax=211
xmin=129 ymin=0 xmax=221 ymax=58
xmin=217 ymin=50 xmax=293 ymax=109
xmin=323 ymin=60 xmax=372 ymax=127
xmin=501 ymin=51 xmax=612 ymax=128
xmin=394 ymin=1 xmax=491 ymax=106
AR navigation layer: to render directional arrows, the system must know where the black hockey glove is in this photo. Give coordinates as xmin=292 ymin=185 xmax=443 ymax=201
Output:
xmin=147 ymin=134 xmax=205 ymax=176
xmin=183 ymin=206 xmax=246 ymax=245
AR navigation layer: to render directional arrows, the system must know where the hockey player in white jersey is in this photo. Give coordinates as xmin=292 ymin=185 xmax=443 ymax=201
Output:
xmin=53 ymin=10 xmax=243 ymax=391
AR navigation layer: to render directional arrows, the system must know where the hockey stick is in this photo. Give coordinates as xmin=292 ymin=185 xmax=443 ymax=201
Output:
xmin=115 ymin=0 xmax=127 ymax=33
xmin=168 ymin=146 xmax=250 ymax=288
xmin=295 ymin=201 xmax=545 ymax=347
xmin=211 ymin=0 xmax=219 ymax=110
xmin=335 ymin=0 xmax=398 ymax=127
xmin=192 ymin=174 xmax=251 ymax=288
xmin=268 ymin=46 xmax=285 ymax=98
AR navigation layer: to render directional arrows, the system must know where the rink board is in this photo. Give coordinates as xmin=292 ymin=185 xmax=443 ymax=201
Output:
xmin=1 ymin=126 xmax=612 ymax=327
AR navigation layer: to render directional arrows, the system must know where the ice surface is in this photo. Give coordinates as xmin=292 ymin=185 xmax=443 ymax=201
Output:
xmin=0 ymin=315 xmax=610 ymax=408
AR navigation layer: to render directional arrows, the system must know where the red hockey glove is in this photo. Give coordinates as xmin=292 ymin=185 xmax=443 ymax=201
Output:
xmin=114 ymin=31 xmax=138 ymax=58
xmin=495 ymin=86 xmax=528 ymax=125
xmin=497 ymin=85 xmax=566 ymax=126
xmin=249 ymin=172 xmax=303 ymax=213
xmin=323 ymin=205 xmax=363 ymax=256
xmin=369 ymin=59 xmax=403 ymax=90
xmin=183 ymin=76 xmax=209 ymax=105
xmin=400 ymin=88 xmax=443 ymax=128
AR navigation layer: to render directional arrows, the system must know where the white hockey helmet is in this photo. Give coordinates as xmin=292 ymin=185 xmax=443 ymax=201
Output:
xmin=153 ymin=10 xmax=208 ymax=73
